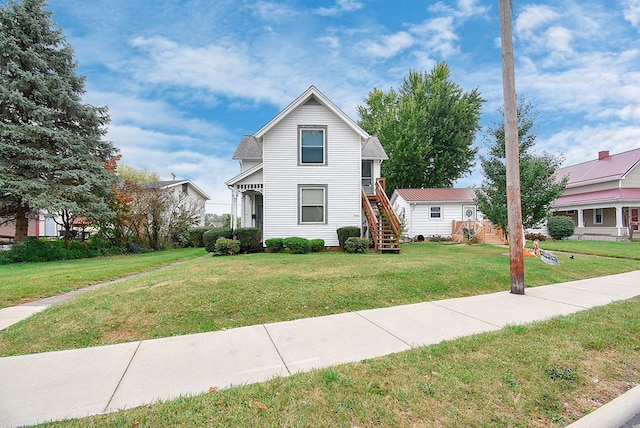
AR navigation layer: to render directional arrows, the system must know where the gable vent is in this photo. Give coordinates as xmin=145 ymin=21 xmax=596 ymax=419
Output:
xmin=304 ymin=96 xmax=321 ymax=106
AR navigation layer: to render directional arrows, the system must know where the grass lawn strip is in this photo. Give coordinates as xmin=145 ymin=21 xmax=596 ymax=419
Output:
xmin=37 ymin=297 xmax=640 ymax=427
xmin=1 ymin=243 xmax=639 ymax=356
xmin=0 ymin=247 xmax=207 ymax=308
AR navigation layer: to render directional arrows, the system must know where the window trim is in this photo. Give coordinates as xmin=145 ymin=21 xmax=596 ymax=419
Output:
xmin=594 ymin=208 xmax=603 ymax=224
xmin=298 ymin=185 xmax=328 ymax=225
xmin=430 ymin=206 xmax=442 ymax=219
xmin=298 ymin=125 xmax=327 ymax=165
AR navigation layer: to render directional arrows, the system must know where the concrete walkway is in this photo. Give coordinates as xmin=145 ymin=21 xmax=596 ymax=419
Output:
xmin=1 ymin=270 xmax=639 ymax=428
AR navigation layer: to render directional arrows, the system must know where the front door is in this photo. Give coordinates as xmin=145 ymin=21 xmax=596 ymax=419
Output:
xmin=632 ymin=208 xmax=639 ymax=231
xmin=362 ymin=160 xmax=374 ymax=195
xmin=255 ymin=195 xmax=264 ymax=232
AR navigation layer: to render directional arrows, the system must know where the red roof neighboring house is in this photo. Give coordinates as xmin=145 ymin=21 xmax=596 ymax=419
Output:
xmin=556 ymin=148 xmax=640 ymax=188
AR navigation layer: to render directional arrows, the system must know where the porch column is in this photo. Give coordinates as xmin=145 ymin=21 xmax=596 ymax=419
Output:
xmin=577 ymin=209 xmax=584 ymax=228
xmin=615 ymin=204 xmax=624 ymax=237
xmin=230 ymin=186 xmax=238 ymax=231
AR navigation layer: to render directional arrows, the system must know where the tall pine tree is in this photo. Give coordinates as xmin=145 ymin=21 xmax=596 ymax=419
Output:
xmin=0 ymin=0 xmax=117 ymax=242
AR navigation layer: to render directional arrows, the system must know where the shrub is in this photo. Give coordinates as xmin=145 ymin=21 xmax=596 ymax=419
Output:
xmin=203 ymin=228 xmax=232 ymax=253
xmin=426 ymin=235 xmax=451 ymax=243
xmin=547 ymin=216 xmax=575 ymax=240
xmin=0 ymin=237 xmax=121 ymax=264
xmin=310 ymin=239 xmax=325 ymax=252
xmin=344 ymin=237 xmax=370 ymax=253
xmin=265 ymin=238 xmax=284 ymax=252
xmin=283 ymin=237 xmax=311 ymax=254
xmin=188 ymin=227 xmax=216 ymax=247
xmin=525 ymin=233 xmax=547 ymax=242
xmin=234 ymin=227 xmax=262 ymax=253
xmin=337 ymin=226 xmax=360 ymax=249
xmin=213 ymin=237 xmax=241 ymax=256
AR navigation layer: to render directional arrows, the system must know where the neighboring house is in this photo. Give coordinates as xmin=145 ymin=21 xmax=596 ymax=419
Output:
xmin=0 ymin=180 xmax=209 ymax=243
xmin=226 ymin=85 xmax=400 ymax=251
xmin=391 ymin=188 xmax=479 ymax=239
xmin=552 ymin=149 xmax=640 ymax=240
xmin=139 ymin=180 xmax=210 ymax=227
xmin=390 ymin=188 xmax=506 ymax=244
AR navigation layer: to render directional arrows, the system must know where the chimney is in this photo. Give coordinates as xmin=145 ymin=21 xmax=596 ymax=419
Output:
xmin=598 ymin=151 xmax=609 ymax=160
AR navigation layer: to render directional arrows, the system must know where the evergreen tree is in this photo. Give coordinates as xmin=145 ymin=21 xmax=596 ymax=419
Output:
xmin=476 ymin=100 xmax=568 ymax=232
xmin=0 ymin=0 xmax=117 ymax=242
xmin=357 ymin=63 xmax=484 ymax=192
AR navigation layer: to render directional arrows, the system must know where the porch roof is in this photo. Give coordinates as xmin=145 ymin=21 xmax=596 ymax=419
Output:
xmin=225 ymin=162 xmax=263 ymax=186
xmin=553 ymin=188 xmax=640 ymax=207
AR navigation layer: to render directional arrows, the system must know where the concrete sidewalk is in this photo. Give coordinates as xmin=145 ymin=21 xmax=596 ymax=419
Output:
xmin=1 ymin=270 xmax=639 ymax=428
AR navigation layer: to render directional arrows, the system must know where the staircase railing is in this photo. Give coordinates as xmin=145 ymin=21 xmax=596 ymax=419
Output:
xmin=374 ymin=178 xmax=401 ymax=239
xmin=362 ymin=188 xmax=380 ymax=247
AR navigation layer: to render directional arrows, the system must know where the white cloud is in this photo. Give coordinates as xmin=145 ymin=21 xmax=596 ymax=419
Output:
xmin=314 ymin=0 xmax=363 ymax=17
xmin=410 ymin=16 xmax=459 ymax=58
xmin=358 ymin=31 xmax=414 ymax=58
xmin=251 ymin=1 xmax=299 ymax=21
xmin=624 ymin=0 xmax=640 ymax=26
xmin=515 ymin=4 xmax=559 ymax=33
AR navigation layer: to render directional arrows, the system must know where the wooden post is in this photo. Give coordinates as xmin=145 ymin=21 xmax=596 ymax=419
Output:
xmin=499 ymin=0 xmax=525 ymax=294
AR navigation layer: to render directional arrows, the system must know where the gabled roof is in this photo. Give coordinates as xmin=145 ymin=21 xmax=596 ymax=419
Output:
xmin=140 ymin=180 xmax=210 ymax=200
xmin=232 ymin=135 xmax=262 ymax=160
xmin=254 ymin=85 xmax=370 ymax=140
xmin=362 ymin=136 xmax=388 ymax=160
xmin=393 ymin=188 xmax=477 ymax=203
xmin=556 ymin=148 xmax=640 ymax=187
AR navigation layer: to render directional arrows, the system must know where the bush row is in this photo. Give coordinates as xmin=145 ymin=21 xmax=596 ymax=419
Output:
xmin=0 ymin=237 xmax=123 ymax=264
xmin=264 ymin=237 xmax=325 ymax=254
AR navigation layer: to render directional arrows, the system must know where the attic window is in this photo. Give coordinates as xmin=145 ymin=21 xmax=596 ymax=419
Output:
xmin=182 ymin=183 xmax=188 ymax=194
xmin=299 ymin=126 xmax=326 ymax=165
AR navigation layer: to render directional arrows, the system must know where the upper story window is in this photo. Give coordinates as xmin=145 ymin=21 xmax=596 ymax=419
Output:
xmin=299 ymin=126 xmax=326 ymax=165
xmin=181 ymin=183 xmax=188 ymax=194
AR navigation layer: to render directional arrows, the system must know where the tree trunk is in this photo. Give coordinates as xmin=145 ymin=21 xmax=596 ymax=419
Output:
xmin=14 ymin=202 xmax=30 ymax=243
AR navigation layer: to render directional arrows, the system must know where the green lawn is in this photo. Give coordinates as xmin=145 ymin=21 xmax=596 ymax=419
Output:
xmin=2 ymin=242 xmax=639 ymax=356
xmin=0 ymin=247 xmax=207 ymax=308
xmin=3 ymin=241 xmax=639 ymax=427
xmin=40 ymin=298 xmax=640 ymax=427
xmin=533 ymin=239 xmax=640 ymax=260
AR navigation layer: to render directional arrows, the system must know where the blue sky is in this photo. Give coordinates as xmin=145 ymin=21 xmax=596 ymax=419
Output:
xmin=42 ymin=0 xmax=640 ymax=214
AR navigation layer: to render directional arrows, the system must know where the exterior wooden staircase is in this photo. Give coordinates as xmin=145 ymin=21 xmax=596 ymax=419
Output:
xmin=362 ymin=178 xmax=401 ymax=253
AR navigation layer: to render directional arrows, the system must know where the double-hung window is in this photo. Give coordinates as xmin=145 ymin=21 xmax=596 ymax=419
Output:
xmin=594 ymin=208 xmax=603 ymax=224
xmin=299 ymin=126 xmax=326 ymax=165
xmin=299 ymin=185 xmax=326 ymax=224
xmin=430 ymin=206 xmax=442 ymax=219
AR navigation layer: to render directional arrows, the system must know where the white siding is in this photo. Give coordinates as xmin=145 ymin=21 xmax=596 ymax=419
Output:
xmin=623 ymin=164 xmax=640 ymax=187
xmin=401 ymin=201 xmax=474 ymax=238
xmin=241 ymin=160 xmax=261 ymax=173
xmin=262 ymin=103 xmax=361 ymax=246
xmin=563 ymin=181 xmax=619 ymax=195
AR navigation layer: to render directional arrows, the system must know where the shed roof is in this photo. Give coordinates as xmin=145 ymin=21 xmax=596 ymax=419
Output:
xmin=556 ymin=147 xmax=640 ymax=187
xmin=394 ymin=188 xmax=477 ymax=203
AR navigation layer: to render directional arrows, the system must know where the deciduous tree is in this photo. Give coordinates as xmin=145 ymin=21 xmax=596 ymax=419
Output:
xmin=357 ymin=63 xmax=484 ymax=192
xmin=476 ymin=100 xmax=568 ymax=232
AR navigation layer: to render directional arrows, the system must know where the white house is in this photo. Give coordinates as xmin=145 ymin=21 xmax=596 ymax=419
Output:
xmin=142 ymin=180 xmax=210 ymax=227
xmin=226 ymin=86 xmax=400 ymax=250
xmin=391 ymin=188 xmax=479 ymax=238
xmin=552 ymin=149 xmax=640 ymax=240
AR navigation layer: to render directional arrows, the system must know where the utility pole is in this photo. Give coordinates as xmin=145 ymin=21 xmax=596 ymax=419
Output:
xmin=499 ymin=0 xmax=525 ymax=294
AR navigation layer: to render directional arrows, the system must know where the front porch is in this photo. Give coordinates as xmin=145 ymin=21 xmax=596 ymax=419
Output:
xmin=554 ymin=206 xmax=639 ymax=240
